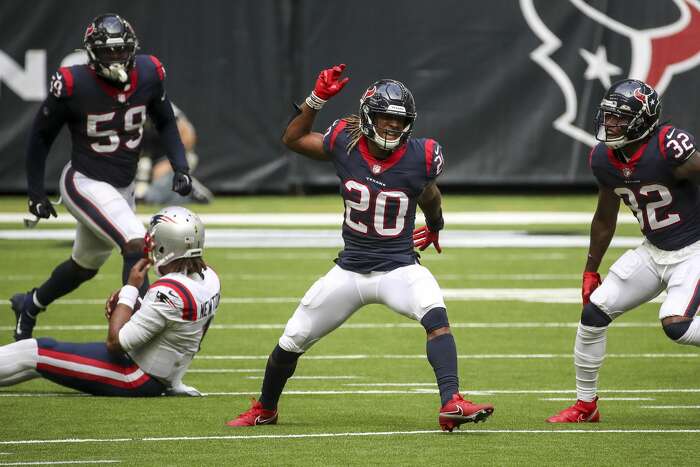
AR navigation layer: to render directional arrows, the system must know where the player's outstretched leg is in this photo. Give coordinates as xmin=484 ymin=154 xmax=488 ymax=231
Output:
xmin=421 ymin=307 xmax=494 ymax=431
xmin=0 ymin=339 xmax=40 ymax=385
xmin=227 ymin=344 xmax=301 ymax=427
xmin=10 ymin=258 xmax=97 ymax=340
xmin=547 ymin=303 xmax=609 ymax=423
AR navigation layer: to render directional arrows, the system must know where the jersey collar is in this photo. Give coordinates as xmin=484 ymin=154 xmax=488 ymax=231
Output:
xmin=605 ymin=138 xmax=649 ymax=174
xmin=357 ymin=136 xmax=408 ymax=175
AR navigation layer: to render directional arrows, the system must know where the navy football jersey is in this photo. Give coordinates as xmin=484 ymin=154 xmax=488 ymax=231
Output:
xmin=26 ymin=55 xmax=186 ymax=194
xmin=323 ymin=119 xmax=444 ymax=273
xmin=590 ymin=125 xmax=700 ymax=250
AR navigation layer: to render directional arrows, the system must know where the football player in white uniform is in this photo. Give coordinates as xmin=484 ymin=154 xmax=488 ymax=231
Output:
xmin=0 ymin=207 xmax=219 ymax=396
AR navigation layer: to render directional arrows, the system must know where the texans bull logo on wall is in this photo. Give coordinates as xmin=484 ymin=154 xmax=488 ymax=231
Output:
xmin=521 ymin=0 xmax=700 ymax=147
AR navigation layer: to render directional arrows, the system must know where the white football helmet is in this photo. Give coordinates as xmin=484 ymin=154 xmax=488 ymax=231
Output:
xmin=145 ymin=206 xmax=205 ymax=276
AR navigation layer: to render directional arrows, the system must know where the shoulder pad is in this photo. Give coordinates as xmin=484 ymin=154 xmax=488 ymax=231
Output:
xmin=147 ymin=277 xmax=199 ymax=321
xmin=422 ymin=138 xmax=445 ymax=179
xmin=49 ymin=67 xmax=74 ymax=98
xmin=659 ymin=125 xmax=696 ymax=166
xmin=147 ymin=55 xmax=166 ymax=81
xmin=323 ymin=118 xmax=349 ymax=155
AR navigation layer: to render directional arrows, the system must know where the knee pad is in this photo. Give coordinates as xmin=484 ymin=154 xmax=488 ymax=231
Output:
xmin=662 ymin=320 xmax=692 ymax=341
xmin=421 ymin=307 xmax=450 ymax=333
xmin=278 ymin=312 xmax=313 ymax=353
xmin=580 ymin=302 xmax=612 ymax=328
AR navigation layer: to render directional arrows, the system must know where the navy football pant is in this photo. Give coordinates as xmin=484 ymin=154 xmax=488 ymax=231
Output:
xmin=35 ymin=338 xmax=165 ymax=396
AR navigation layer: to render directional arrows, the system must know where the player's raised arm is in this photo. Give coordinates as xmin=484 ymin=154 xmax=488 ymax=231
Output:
xmin=282 ymin=64 xmax=349 ymax=161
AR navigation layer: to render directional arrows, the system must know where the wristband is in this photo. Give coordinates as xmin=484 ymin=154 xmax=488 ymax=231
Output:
xmin=305 ymin=91 xmax=327 ymax=110
xmin=117 ymin=285 xmax=139 ymax=309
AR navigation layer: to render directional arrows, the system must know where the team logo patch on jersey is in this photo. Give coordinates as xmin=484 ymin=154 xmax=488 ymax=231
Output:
xmin=372 ymin=164 xmax=382 ymax=174
xmin=156 ymin=290 xmax=178 ymax=308
xmin=621 ymin=167 xmax=634 ymax=178
xmin=521 ymin=0 xmax=700 ymax=147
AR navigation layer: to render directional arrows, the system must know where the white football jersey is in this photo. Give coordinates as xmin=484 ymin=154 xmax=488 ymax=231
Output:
xmin=119 ymin=266 xmax=220 ymax=385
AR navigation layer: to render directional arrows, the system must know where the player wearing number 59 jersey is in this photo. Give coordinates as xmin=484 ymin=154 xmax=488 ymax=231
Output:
xmin=11 ymin=14 xmax=192 ymax=342
xmin=548 ymin=79 xmax=700 ymax=423
xmin=227 ymin=64 xmax=493 ymax=432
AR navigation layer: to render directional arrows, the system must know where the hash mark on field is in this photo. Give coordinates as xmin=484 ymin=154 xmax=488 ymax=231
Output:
xmin=244 ymin=375 xmax=359 ymax=380
xmin=187 ymin=369 xmax=264 ymax=373
xmin=3 ymin=429 xmax=700 ymax=446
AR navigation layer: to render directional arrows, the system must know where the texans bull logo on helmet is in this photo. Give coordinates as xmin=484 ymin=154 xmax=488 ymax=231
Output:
xmin=521 ymin=0 xmax=700 ymax=147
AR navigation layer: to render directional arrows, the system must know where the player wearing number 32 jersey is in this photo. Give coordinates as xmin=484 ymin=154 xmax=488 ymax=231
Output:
xmin=227 ymin=64 xmax=493 ymax=431
xmin=548 ymin=79 xmax=700 ymax=423
xmin=11 ymin=14 xmax=192 ymax=342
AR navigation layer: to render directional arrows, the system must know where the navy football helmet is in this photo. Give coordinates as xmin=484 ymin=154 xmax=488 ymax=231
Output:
xmin=359 ymin=79 xmax=417 ymax=150
xmin=594 ymin=79 xmax=661 ymax=149
xmin=84 ymin=14 xmax=138 ymax=83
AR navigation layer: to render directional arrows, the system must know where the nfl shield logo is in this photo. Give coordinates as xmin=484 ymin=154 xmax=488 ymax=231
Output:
xmin=372 ymin=164 xmax=381 ymax=174
xmin=622 ymin=167 xmax=633 ymax=178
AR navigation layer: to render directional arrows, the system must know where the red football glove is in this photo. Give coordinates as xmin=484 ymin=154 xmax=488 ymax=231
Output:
xmin=313 ymin=64 xmax=350 ymax=100
xmin=582 ymin=272 xmax=601 ymax=305
xmin=413 ymin=226 xmax=442 ymax=253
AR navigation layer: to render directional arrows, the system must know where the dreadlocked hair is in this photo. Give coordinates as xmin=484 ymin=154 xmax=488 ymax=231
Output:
xmin=343 ymin=115 xmax=363 ymax=152
xmin=169 ymin=257 xmax=207 ymax=279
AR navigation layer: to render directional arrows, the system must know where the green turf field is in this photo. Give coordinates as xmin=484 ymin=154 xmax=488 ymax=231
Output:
xmin=1 ymin=195 xmax=698 ymax=466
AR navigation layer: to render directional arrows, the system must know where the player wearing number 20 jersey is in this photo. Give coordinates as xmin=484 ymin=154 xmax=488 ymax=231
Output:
xmin=11 ymin=14 xmax=190 ymax=343
xmin=548 ymin=79 xmax=700 ymax=424
xmin=227 ymin=66 xmax=494 ymax=431
xmin=324 ymin=117 xmax=443 ymax=273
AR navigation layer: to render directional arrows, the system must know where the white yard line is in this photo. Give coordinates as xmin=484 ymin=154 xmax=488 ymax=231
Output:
xmin=640 ymin=405 xmax=700 ymax=409
xmin=196 ymin=353 xmax=697 ymax=360
xmin=244 ymin=375 xmax=359 ymax=380
xmin=540 ymin=397 xmax=655 ymax=401
xmin=0 ymin=461 xmax=120 ymax=466
xmin=0 ymin=288 xmax=667 ymax=306
xmin=0 ymin=322 xmax=660 ymax=333
xmin=0 ymin=211 xmax=638 ymax=226
xmin=187 ymin=369 xmax=264 ymax=373
xmin=0 ymin=228 xmax=643 ymax=249
xmin=1 ymin=428 xmax=699 ymax=446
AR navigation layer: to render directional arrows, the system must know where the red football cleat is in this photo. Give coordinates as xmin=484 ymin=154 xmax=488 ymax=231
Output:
xmin=439 ymin=394 xmax=494 ymax=432
xmin=226 ymin=399 xmax=278 ymax=427
xmin=546 ymin=397 xmax=600 ymax=423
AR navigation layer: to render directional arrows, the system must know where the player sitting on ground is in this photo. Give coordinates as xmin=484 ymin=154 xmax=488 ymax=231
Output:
xmin=548 ymin=79 xmax=700 ymax=423
xmin=226 ymin=64 xmax=493 ymax=431
xmin=0 ymin=207 xmax=219 ymax=397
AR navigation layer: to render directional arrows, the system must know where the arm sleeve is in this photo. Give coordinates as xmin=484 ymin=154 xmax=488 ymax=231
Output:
xmin=25 ymin=95 xmax=68 ymax=198
xmin=147 ymin=77 xmax=188 ymax=173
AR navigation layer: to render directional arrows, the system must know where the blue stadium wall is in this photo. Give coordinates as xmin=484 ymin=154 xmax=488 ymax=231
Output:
xmin=2 ymin=0 xmax=700 ymax=193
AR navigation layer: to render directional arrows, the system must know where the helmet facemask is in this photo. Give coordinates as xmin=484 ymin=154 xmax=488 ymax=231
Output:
xmin=360 ymin=106 xmax=414 ymax=150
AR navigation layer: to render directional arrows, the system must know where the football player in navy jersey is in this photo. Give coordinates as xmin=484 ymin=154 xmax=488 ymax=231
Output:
xmin=548 ymin=79 xmax=700 ymax=423
xmin=227 ymin=64 xmax=493 ymax=431
xmin=10 ymin=14 xmax=192 ymax=341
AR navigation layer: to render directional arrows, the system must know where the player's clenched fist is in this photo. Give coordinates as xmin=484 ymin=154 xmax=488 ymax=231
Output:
xmin=582 ymin=271 xmax=601 ymax=305
xmin=306 ymin=64 xmax=350 ymax=110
